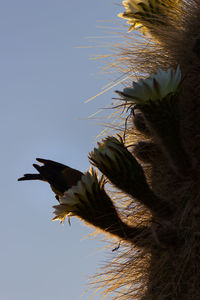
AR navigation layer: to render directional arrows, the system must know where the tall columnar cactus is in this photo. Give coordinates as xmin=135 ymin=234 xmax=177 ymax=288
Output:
xmin=19 ymin=1 xmax=200 ymax=299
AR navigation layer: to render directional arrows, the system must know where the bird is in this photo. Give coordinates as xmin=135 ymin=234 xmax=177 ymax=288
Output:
xmin=18 ymin=158 xmax=83 ymax=201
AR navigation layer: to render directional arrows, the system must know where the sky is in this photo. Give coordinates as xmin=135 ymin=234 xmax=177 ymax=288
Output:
xmin=0 ymin=1 xmax=125 ymax=299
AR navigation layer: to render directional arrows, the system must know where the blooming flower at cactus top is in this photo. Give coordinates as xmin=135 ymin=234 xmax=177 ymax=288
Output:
xmin=53 ymin=168 xmax=105 ymax=223
xmin=117 ymin=66 xmax=181 ymax=105
xmin=89 ymin=135 xmax=147 ymax=186
xmin=90 ymin=136 xmax=125 ymax=171
xmin=118 ymin=0 xmax=166 ymax=32
xmin=93 ymin=136 xmax=122 ymax=157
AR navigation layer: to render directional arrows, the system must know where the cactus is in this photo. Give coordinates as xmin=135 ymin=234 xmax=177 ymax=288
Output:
xmin=19 ymin=1 xmax=200 ymax=299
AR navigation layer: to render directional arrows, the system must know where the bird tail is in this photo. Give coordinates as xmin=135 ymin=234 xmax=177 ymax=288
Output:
xmin=18 ymin=173 xmax=43 ymax=181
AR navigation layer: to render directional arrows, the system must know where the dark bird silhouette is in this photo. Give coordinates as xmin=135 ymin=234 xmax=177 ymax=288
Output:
xmin=18 ymin=158 xmax=83 ymax=200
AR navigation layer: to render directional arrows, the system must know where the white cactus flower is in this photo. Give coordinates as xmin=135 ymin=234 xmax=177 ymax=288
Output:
xmin=90 ymin=136 xmax=125 ymax=171
xmin=89 ymin=136 xmax=138 ymax=178
xmin=92 ymin=137 xmax=121 ymax=161
xmin=119 ymin=66 xmax=181 ymax=104
xmin=53 ymin=168 xmax=103 ymax=222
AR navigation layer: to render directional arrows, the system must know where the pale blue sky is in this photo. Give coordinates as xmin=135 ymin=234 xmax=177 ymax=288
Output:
xmin=0 ymin=1 xmax=124 ymax=299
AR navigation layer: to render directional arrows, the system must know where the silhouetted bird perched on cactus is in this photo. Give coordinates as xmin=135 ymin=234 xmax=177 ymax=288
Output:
xmin=18 ymin=158 xmax=83 ymax=200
